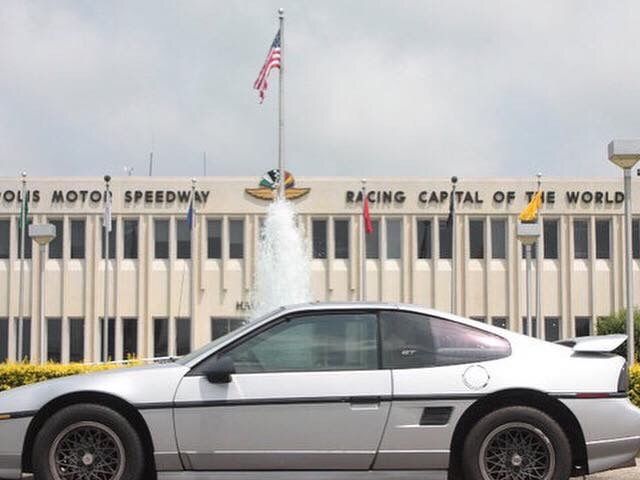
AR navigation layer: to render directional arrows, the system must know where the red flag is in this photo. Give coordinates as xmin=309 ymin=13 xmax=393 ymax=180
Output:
xmin=363 ymin=195 xmax=373 ymax=234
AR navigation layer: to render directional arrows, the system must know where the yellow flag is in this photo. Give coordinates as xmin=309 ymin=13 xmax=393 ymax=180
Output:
xmin=519 ymin=191 xmax=542 ymax=222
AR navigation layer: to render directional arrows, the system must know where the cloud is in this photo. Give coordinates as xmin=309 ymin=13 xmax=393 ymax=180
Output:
xmin=1 ymin=0 xmax=640 ymax=179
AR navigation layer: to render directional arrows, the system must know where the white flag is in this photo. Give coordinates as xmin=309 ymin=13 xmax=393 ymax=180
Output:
xmin=103 ymin=193 xmax=112 ymax=232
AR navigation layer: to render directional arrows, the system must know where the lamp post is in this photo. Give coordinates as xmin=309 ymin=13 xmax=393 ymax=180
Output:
xmin=28 ymin=223 xmax=56 ymax=364
xmin=608 ymin=139 xmax=640 ymax=365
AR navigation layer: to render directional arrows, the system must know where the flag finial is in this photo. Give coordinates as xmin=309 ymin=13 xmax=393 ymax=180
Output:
xmin=278 ymin=7 xmax=284 ymax=16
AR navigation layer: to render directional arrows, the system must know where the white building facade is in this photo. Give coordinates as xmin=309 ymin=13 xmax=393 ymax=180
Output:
xmin=0 ymin=175 xmax=637 ymax=363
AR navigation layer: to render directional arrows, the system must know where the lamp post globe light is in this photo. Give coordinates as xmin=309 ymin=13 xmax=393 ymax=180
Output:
xmin=28 ymin=223 xmax=56 ymax=364
xmin=608 ymin=139 xmax=640 ymax=366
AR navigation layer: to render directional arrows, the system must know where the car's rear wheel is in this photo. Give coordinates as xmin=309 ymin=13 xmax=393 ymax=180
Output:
xmin=33 ymin=404 xmax=144 ymax=480
xmin=462 ymin=406 xmax=572 ymax=480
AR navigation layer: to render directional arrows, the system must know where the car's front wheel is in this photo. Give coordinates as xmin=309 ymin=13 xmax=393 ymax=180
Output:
xmin=462 ymin=406 xmax=572 ymax=480
xmin=33 ymin=403 xmax=144 ymax=480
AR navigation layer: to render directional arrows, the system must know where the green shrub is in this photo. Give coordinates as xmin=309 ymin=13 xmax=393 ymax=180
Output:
xmin=630 ymin=364 xmax=640 ymax=408
xmin=596 ymin=309 xmax=640 ymax=361
xmin=0 ymin=362 xmax=132 ymax=392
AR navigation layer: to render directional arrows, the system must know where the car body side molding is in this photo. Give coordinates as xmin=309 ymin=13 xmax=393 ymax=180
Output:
xmin=157 ymin=471 xmax=447 ymax=480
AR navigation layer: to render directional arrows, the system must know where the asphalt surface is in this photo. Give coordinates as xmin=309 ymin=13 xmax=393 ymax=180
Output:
xmin=589 ymin=462 xmax=639 ymax=479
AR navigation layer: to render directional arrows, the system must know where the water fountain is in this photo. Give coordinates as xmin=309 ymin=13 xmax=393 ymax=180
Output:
xmin=250 ymin=197 xmax=311 ymax=318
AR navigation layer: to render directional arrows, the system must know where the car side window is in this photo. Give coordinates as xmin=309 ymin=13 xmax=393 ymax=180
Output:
xmin=225 ymin=312 xmax=378 ymax=373
xmin=380 ymin=311 xmax=510 ymax=368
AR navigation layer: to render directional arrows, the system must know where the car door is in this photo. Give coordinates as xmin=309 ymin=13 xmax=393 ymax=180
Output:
xmin=174 ymin=310 xmax=392 ymax=470
xmin=373 ymin=310 xmax=511 ymax=470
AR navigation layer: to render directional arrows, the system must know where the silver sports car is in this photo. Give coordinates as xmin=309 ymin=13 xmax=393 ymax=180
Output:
xmin=0 ymin=303 xmax=638 ymax=480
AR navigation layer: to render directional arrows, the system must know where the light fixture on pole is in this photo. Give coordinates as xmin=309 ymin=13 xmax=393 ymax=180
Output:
xmin=608 ymin=139 xmax=640 ymax=365
xmin=28 ymin=223 xmax=56 ymax=364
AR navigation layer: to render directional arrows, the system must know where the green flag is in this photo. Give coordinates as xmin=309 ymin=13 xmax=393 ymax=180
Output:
xmin=19 ymin=195 xmax=28 ymax=229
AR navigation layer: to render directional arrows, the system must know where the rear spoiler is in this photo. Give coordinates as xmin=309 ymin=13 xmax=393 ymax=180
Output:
xmin=555 ymin=334 xmax=627 ymax=353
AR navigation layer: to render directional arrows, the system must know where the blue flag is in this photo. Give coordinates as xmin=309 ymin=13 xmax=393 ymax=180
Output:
xmin=187 ymin=198 xmax=195 ymax=230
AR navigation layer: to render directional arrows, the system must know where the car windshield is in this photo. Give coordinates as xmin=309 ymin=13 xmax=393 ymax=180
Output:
xmin=176 ymin=307 xmax=284 ymax=365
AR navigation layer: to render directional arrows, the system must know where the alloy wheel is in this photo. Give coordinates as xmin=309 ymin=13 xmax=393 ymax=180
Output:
xmin=49 ymin=420 xmax=126 ymax=480
xmin=479 ymin=421 xmax=556 ymax=480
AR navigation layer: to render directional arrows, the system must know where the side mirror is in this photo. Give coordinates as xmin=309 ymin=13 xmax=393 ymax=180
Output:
xmin=205 ymin=356 xmax=236 ymax=384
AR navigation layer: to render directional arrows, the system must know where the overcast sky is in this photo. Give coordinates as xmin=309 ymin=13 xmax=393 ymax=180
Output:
xmin=1 ymin=1 xmax=640 ymax=179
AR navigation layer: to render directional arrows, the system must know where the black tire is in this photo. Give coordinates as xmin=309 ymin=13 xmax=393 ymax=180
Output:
xmin=33 ymin=403 xmax=145 ymax=480
xmin=462 ymin=406 xmax=572 ymax=480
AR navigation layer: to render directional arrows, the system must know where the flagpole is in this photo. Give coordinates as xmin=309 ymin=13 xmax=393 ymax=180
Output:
xmin=191 ymin=177 xmax=197 ymax=354
xmin=451 ymin=176 xmax=458 ymax=314
xmin=103 ymin=175 xmax=111 ymax=362
xmin=361 ymin=179 xmax=367 ymax=301
xmin=277 ymin=7 xmax=285 ymax=200
xmin=535 ymin=173 xmax=542 ymax=339
xmin=526 ymin=243 xmax=532 ymax=336
xmin=17 ymin=172 xmax=27 ymax=361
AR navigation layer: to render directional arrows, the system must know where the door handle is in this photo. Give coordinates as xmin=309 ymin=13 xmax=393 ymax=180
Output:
xmin=348 ymin=396 xmax=381 ymax=409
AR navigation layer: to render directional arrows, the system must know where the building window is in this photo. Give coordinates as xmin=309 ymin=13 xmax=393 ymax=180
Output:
xmin=176 ymin=219 xmax=191 ymax=259
xmin=207 ymin=219 xmax=222 ymax=259
xmin=334 ymin=219 xmax=349 ymax=259
xmin=521 ymin=243 xmax=537 ymax=259
xmin=573 ymin=220 xmax=588 ymax=259
xmin=595 ymin=219 xmax=610 ymax=259
xmin=211 ymin=317 xmax=245 ymax=340
xmin=633 ymin=220 xmax=640 ymax=259
xmin=491 ymin=219 xmax=506 ymax=259
xmin=522 ymin=317 xmax=538 ymax=337
xmin=575 ymin=316 xmax=591 ymax=337
xmin=154 ymin=317 xmax=169 ymax=357
xmin=366 ymin=219 xmax=380 ymax=259
xmin=123 ymin=220 xmax=138 ymax=259
xmin=0 ymin=318 xmax=7 ymax=362
xmin=417 ymin=220 xmax=432 ymax=259
xmin=0 ymin=221 xmax=9 ymax=259
xmin=47 ymin=317 xmax=62 ymax=362
xmin=48 ymin=220 xmax=63 ymax=259
xmin=70 ymin=220 xmax=85 ymax=259
xmin=470 ymin=316 xmax=486 ymax=323
xmin=439 ymin=220 xmax=452 ymax=259
xmin=100 ymin=317 xmax=115 ymax=361
xmin=543 ymin=219 xmax=558 ymax=259
xmin=17 ymin=218 xmax=32 ymax=259
xmin=229 ymin=219 xmax=244 ymax=259
xmin=544 ymin=317 xmax=561 ymax=342
xmin=312 ymin=219 xmax=327 ymax=259
xmin=469 ymin=219 xmax=484 ymax=259
xmin=69 ymin=318 xmax=84 ymax=362
xmin=176 ymin=317 xmax=191 ymax=356
xmin=491 ymin=317 xmax=508 ymax=329
xmin=14 ymin=317 xmax=30 ymax=361
xmin=154 ymin=220 xmax=169 ymax=259
xmin=123 ymin=317 xmax=138 ymax=359
xmin=386 ymin=218 xmax=402 ymax=259
xmin=101 ymin=220 xmax=116 ymax=259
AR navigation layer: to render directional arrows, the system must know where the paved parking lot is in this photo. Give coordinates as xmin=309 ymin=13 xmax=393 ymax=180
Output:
xmin=590 ymin=462 xmax=638 ymax=479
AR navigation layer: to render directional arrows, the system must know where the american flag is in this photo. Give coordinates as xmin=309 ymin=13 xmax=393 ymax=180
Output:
xmin=253 ymin=29 xmax=281 ymax=103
